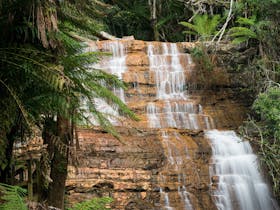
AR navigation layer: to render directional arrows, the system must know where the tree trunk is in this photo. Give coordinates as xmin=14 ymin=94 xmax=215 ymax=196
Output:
xmin=149 ymin=0 xmax=160 ymax=41
xmin=47 ymin=115 xmax=71 ymax=209
xmin=0 ymin=118 xmax=20 ymax=184
xmin=38 ymin=118 xmax=56 ymax=202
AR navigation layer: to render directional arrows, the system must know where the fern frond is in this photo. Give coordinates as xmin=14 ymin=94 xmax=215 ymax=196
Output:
xmin=180 ymin=14 xmax=220 ymax=41
xmin=87 ymin=81 xmax=137 ymax=120
xmin=229 ymin=27 xmax=257 ymax=38
xmin=179 ymin=21 xmax=196 ymax=31
xmin=0 ymin=79 xmax=35 ymax=130
xmin=236 ymin=16 xmax=256 ymax=26
xmin=0 ymin=183 xmax=27 ymax=210
xmin=0 ymin=49 xmax=70 ymax=92
xmin=232 ymin=36 xmax=250 ymax=44
xmin=68 ymin=197 xmax=113 ymax=210
xmin=87 ymin=100 xmax=120 ymax=139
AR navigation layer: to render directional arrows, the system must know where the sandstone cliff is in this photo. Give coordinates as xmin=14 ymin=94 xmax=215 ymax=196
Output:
xmin=66 ymin=40 xmax=248 ymax=210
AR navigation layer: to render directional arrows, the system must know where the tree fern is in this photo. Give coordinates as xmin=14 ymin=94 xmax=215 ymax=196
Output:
xmin=180 ymin=14 xmax=221 ymax=41
xmin=0 ymin=183 xmax=27 ymax=210
xmin=229 ymin=26 xmax=257 ymax=44
xmin=0 ymin=1 xmax=137 ymax=207
xmin=229 ymin=16 xmax=258 ymax=44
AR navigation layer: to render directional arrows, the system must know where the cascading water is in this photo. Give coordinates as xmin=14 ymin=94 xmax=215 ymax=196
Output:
xmin=206 ymin=130 xmax=279 ymax=210
xmin=82 ymin=40 xmax=279 ymax=210
xmin=146 ymin=42 xmax=212 ymax=210
xmin=87 ymin=41 xmax=128 ymax=125
xmin=145 ymin=42 xmax=278 ymax=210
xmin=147 ymin=43 xmax=185 ymax=99
xmin=146 ymin=43 xmax=212 ymax=131
xmin=101 ymin=41 xmax=127 ymax=102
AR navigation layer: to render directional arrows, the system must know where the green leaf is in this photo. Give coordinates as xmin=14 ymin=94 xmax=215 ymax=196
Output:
xmin=68 ymin=197 xmax=113 ymax=210
xmin=0 ymin=183 xmax=27 ymax=210
xmin=236 ymin=16 xmax=256 ymax=26
xmin=232 ymin=36 xmax=250 ymax=44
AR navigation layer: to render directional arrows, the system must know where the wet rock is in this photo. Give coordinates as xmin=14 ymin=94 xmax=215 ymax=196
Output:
xmin=66 ymin=39 xmax=249 ymax=210
xmin=211 ymin=175 xmax=219 ymax=183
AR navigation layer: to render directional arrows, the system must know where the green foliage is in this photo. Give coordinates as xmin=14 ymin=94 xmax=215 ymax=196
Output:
xmin=105 ymin=1 xmax=151 ymax=40
xmin=180 ymin=14 xmax=221 ymax=41
xmin=0 ymin=1 xmax=137 ymax=201
xmin=68 ymin=197 xmax=113 ymax=210
xmin=190 ymin=46 xmax=214 ymax=72
xmin=104 ymin=0 xmax=189 ymax=41
xmin=253 ymin=86 xmax=280 ymax=139
xmin=229 ymin=16 xmax=258 ymax=44
xmin=58 ymin=1 xmax=105 ymax=39
xmin=240 ymin=86 xmax=280 ymax=196
xmin=231 ymin=1 xmax=280 ymax=199
xmin=0 ymin=183 xmax=27 ymax=210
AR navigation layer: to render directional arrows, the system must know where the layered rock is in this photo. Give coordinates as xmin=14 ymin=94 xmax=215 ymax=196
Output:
xmin=66 ymin=40 xmax=248 ymax=210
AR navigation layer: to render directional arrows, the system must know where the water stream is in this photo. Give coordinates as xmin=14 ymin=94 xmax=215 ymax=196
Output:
xmin=146 ymin=42 xmax=210 ymax=210
xmin=206 ymin=130 xmax=279 ymax=210
xmin=87 ymin=41 xmax=128 ymax=125
xmin=93 ymin=40 xmax=279 ymax=210
xmin=145 ymin=42 xmax=278 ymax=210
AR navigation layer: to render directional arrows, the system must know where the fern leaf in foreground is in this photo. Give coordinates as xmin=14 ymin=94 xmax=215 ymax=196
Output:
xmin=0 ymin=183 xmax=27 ymax=210
xmin=68 ymin=197 xmax=113 ymax=210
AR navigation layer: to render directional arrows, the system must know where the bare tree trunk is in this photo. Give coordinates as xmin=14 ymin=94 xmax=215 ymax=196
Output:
xmin=149 ymin=0 xmax=160 ymax=41
xmin=212 ymin=0 xmax=234 ymax=43
xmin=47 ymin=115 xmax=70 ymax=209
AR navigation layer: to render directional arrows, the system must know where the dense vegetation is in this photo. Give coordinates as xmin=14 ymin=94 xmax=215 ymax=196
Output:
xmin=0 ymin=0 xmax=279 ymax=209
xmin=0 ymin=0 xmax=135 ymax=209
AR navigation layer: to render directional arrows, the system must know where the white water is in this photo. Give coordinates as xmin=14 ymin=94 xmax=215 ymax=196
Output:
xmin=147 ymin=43 xmax=186 ymax=99
xmin=147 ymin=43 xmax=198 ymax=210
xmin=91 ymin=40 xmax=279 ymax=210
xmin=86 ymin=41 xmax=128 ymax=125
xmin=100 ymin=41 xmax=127 ymax=102
xmin=206 ymin=130 xmax=279 ymax=210
xmin=146 ymin=43 xmax=212 ymax=130
xmin=146 ymin=42 xmax=278 ymax=210
xmin=159 ymin=131 xmax=194 ymax=210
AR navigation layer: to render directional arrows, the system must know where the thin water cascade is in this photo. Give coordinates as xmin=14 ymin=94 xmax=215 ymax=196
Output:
xmin=146 ymin=42 xmax=207 ymax=210
xmin=147 ymin=43 xmax=186 ymax=99
xmin=206 ymin=130 xmax=279 ymax=210
xmin=159 ymin=131 xmax=194 ymax=210
xmin=86 ymin=41 xmax=128 ymax=125
xmin=100 ymin=41 xmax=127 ymax=102
xmin=146 ymin=43 xmax=212 ymax=131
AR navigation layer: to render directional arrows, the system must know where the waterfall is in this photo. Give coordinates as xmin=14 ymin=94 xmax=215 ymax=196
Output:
xmin=145 ymin=42 xmax=278 ymax=210
xmin=99 ymin=41 xmax=127 ymax=102
xmin=146 ymin=42 xmax=208 ymax=210
xmin=147 ymin=43 xmax=185 ymax=99
xmin=146 ymin=43 xmax=212 ymax=131
xmin=85 ymin=40 xmax=279 ymax=210
xmin=86 ymin=41 xmax=128 ymax=125
xmin=206 ymin=130 xmax=279 ymax=210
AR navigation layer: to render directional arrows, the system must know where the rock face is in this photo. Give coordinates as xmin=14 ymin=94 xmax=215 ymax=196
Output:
xmin=66 ymin=40 xmax=248 ymax=209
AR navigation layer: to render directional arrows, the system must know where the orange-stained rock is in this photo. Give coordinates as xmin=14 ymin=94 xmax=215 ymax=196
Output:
xmin=131 ymin=40 xmax=146 ymax=52
xmin=66 ymin=39 xmax=249 ymax=210
xmin=126 ymin=52 xmax=149 ymax=66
